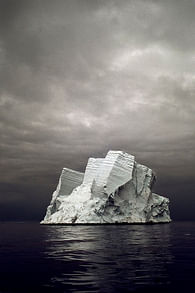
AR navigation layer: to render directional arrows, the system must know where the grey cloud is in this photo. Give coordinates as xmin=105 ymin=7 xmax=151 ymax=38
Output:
xmin=0 ymin=0 xmax=195 ymax=220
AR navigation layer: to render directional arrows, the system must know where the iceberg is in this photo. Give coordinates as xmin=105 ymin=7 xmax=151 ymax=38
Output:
xmin=41 ymin=150 xmax=171 ymax=224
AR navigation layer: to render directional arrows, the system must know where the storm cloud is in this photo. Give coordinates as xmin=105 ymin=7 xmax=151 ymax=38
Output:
xmin=0 ymin=0 xmax=195 ymax=220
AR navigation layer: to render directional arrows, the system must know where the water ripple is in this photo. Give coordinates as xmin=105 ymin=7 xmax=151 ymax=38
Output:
xmin=43 ymin=224 xmax=173 ymax=292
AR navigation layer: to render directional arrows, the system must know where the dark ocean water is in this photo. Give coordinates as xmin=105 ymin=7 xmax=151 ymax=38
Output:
xmin=0 ymin=222 xmax=194 ymax=293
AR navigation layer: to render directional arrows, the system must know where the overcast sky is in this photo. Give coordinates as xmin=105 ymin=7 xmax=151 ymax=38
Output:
xmin=0 ymin=0 xmax=195 ymax=220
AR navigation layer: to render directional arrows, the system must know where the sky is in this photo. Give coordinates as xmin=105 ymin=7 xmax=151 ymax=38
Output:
xmin=0 ymin=0 xmax=195 ymax=221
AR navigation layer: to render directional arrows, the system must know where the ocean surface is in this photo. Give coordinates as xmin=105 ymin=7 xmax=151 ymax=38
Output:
xmin=0 ymin=222 xmax=194 ymax=293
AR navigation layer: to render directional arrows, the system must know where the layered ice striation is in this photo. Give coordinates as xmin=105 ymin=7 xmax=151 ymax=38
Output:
xmin=41 ymin=150 xmax=171 ymax=224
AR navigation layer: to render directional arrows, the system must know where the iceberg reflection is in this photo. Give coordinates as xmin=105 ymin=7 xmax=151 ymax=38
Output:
xmin=44 ymin=224 xmax=173 ymax=292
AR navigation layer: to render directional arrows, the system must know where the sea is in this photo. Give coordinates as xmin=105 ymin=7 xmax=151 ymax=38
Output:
xmin=0 ymin=221 xmax=194 ymax=293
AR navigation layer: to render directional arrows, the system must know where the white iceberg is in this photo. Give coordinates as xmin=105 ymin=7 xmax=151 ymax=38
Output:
xmin=41 ymin=150 xmax=171 ymax=224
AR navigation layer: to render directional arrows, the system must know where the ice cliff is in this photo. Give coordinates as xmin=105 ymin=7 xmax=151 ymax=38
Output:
xmin=41 ymin=150 xmax=171 ymax=224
